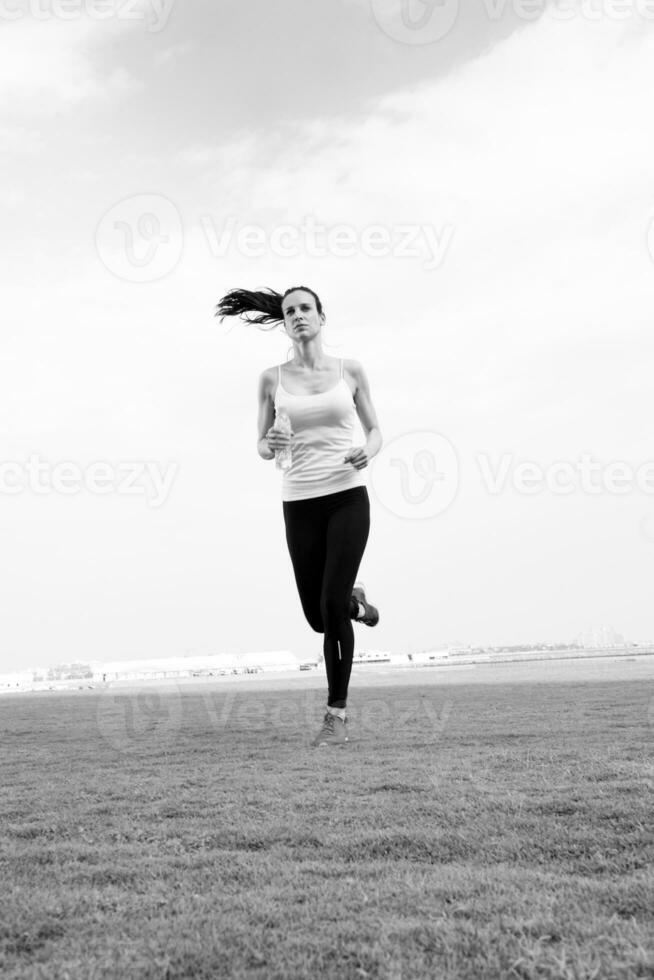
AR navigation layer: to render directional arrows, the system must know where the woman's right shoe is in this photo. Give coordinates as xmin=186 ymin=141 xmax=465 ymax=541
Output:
xmin=351 ymin=582 xmax=379 ymax=627
xmin=312 ymin=711 xmax=349 ymax=746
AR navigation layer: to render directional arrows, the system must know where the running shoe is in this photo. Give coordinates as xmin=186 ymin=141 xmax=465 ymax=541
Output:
xmin=351 ymin=582 xmax=379 ymax=627
xmin=312 ymin=711 xmax=349 ymax=747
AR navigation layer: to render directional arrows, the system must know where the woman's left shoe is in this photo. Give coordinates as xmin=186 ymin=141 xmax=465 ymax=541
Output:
xmin=351 ymin=582 xmax=379 ymax=627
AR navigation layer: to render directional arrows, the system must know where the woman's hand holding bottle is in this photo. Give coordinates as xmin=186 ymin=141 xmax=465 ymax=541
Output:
xmin=268 ymin=411 xmax=294 ymax=470
xmin=265 ymin=424 xmax=294 ymax=453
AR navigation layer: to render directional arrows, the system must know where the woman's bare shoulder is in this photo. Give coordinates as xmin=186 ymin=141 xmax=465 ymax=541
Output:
xmin=259 ymin=363 xmax=284 ymax=399
xmin=343 ymin=358 xmax=363 ymax=380
xmin=343 ymin=358 xmax=362 ymax=398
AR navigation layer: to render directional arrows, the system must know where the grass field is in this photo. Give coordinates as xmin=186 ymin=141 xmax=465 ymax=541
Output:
xmin=1 ymin=662 xmax=653 ymax=979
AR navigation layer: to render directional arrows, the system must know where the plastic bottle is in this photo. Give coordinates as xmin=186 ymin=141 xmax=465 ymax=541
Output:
xmin=274 ymin=409 xmax=292 ymax=471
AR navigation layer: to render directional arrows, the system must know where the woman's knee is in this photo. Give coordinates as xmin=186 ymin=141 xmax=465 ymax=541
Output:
xmin=303 ymin=607 xmax=324 ymax=633
xmin=321 ymin=592 xmax=349 ymax=627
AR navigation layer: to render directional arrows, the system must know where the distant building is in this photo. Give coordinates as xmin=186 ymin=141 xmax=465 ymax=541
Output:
xmin=408 ymin=649 xmax=449 ymax=665
xmin=448 ymin=644 xmax=471 ymax=657
xmin=353 ymin=650 xmax=392 ymax=664
xmin=94 ymin=651 xmax=301 ymax=682
xmin=573 ymin=625 xmax=627 ymax=649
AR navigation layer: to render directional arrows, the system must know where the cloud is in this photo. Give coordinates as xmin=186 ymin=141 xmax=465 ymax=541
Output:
xmin=153 ymin=40 xmax=192 ymax=66
xmin=0 ymin=16 xmax=141 ymax=113
xmin=0 ymin=123 xmax=43 ymax=153
xmin=178 ymin=8 xmax=654 ymax=335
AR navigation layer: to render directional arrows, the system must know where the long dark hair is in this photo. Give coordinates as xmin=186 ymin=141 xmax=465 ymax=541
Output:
xmin=215 ymin=285 xmax=325 ymax=329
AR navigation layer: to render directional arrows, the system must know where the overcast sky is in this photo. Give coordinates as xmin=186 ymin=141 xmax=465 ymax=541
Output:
xmin=2 ymin=0 xmax=654 ymax=672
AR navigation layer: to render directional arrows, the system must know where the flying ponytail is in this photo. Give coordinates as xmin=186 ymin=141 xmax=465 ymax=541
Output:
xmin=215 ymin=285 xmax=325 ymax=329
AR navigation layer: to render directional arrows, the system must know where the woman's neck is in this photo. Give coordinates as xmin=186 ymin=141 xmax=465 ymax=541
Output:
xmin=290 ymin=355 xmax=331 ymax=372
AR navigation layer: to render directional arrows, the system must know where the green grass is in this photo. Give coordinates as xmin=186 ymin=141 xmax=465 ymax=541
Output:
xmin=1 ymin=677 xmax=653 ymax=979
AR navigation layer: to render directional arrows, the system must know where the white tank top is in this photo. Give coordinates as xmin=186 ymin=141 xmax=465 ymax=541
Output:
xmin=273 ymin=358 xmax=368 ymax=501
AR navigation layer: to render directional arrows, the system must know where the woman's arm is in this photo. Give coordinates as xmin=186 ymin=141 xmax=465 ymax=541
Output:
xmin=256 ymin=369 xmax=275 ymax=460
xmin=350 ymin=360 xmax=383 ymax=462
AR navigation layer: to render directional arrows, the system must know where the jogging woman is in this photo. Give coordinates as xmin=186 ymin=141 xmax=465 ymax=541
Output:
xmin=216 ymin=285 xmax=382 ymax=746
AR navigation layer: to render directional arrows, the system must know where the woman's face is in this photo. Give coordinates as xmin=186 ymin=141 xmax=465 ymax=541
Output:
xmin=282 ymin=290 xmax=324 ymax=340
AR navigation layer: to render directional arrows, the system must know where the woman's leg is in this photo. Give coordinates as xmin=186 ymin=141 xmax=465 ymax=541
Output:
xmin=282 ymin=497 xmax=327 ymax=634
xmin=320 ymin=487 xmax=370 ymax=708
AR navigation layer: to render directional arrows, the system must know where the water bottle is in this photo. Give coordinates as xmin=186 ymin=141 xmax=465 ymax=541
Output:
xmin=274 ymin=409 xmax=292 ymax=471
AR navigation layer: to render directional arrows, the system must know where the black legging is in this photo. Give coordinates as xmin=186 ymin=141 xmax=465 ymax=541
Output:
xmin=282 ymin=486 xmax=370 ymax=708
